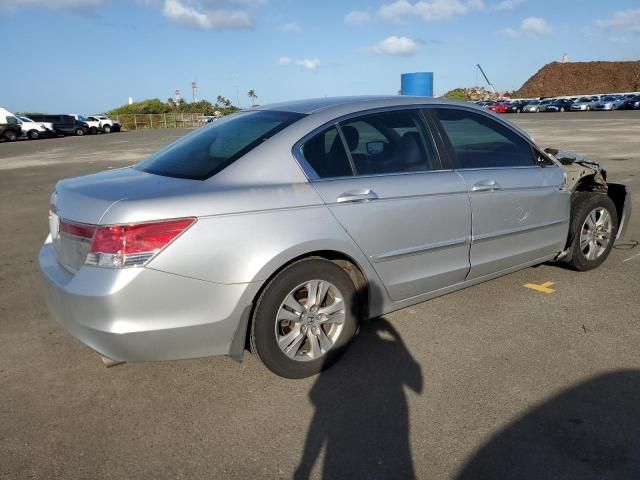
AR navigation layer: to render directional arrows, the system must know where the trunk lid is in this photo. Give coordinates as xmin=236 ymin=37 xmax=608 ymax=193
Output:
xmin=50 ymin=167 xmax=196 ymax=273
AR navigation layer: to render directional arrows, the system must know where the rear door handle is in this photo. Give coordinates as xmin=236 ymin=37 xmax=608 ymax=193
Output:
xmin=472 ymin=180 xmax=501 ymax=192
xmin=336 ymin=189 xmax=379 ymax=203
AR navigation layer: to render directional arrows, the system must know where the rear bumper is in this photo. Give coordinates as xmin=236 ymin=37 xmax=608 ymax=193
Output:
xmin=39 ymin=240 xmax=259 ymax=362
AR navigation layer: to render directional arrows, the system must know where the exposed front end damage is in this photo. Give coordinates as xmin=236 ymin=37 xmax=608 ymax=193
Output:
xmin=544 ymin=148 xmax=632 ymax=258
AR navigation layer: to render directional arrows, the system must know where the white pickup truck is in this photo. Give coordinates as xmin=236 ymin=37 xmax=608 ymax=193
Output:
xmin=89 ymin=114 xmax=121 ymax=133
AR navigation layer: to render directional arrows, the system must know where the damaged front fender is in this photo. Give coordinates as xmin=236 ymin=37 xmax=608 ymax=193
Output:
xmin=544 ymin=147 xmax=631 ymax=240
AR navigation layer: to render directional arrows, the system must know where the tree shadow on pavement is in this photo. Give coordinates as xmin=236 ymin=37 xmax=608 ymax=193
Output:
xmin=294 ymin=317 xmax=423 ymax=480
xmin=456 ymin=370 xmax=640 ymax=480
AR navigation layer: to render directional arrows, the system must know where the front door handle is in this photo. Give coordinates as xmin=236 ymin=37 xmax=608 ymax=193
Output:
xmin=336 ymin=189 xmax=379 ymax=203
xmin=472 ymin=180 xmax=501 ymax=192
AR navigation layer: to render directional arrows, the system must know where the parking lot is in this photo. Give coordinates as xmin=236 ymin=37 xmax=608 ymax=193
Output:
xmin=1 ymin=111 xmax=639 ymax=479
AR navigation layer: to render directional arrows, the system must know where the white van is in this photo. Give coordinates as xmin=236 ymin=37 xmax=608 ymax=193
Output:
xmin=0 ymin=108 xmax=52 ymax=140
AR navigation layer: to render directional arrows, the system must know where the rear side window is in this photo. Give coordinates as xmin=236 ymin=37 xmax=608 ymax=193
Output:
xmin=434 ymin=108 xmax=534 ymax=169
xmin=339 ymin=110 xmax=438 ymax=175
xmin=135 ymin=110 xmax=304 ymax=180
xmin=301 ymin=109 xmax=439 ymax=178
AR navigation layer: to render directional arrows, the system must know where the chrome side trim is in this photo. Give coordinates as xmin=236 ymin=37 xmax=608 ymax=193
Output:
xmin=327 ymin=189 xmax=468 ymax=206
xmin=473 ymin=219 xmax=568 ymax=243
xmin=370 ymin=237 xmax=469 ymax=263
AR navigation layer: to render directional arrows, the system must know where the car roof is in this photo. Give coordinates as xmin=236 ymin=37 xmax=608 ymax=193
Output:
xmin=255 ymin=95 xmax=469 ymax=115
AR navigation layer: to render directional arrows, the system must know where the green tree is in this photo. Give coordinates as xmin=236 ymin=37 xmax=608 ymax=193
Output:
xmin=247 ymin=89 xmax=257 ymax=106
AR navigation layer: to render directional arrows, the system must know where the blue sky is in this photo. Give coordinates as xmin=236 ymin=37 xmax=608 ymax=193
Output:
xmin=2 ymin=0 xmax=639 ymax=113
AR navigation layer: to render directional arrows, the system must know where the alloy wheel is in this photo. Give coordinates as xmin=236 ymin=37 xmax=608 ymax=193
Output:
xmin=275 ymin=280 xmax=346 ymax=362
xmin=580 ymin=207 xmax=612 ymax=261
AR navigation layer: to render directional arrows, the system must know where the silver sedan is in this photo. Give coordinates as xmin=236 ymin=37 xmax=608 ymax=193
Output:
xmin=39 ymin=97 xmax=631 ymax=378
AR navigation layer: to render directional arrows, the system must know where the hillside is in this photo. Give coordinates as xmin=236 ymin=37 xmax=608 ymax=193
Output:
xmin=515 ymin=61 xmax=640 ymax=97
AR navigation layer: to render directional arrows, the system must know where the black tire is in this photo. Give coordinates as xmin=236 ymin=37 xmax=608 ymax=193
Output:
xmin=75 ymin=128 xmax=84 ymax=136
xmin=103 ymin=125 xmax=111 ymax=133
xmin=250 ymin=258 xmax=359 ymax=378
xmin=560 ymin=107 xmax=565 ymax=112
xmin=517 ymin=108 xmax=522 ymax=114
xmin=586 ymin=105 xmax=591 ymax=111
xmin=564 ymin=192 xmax=618 ymax=272
xmin=3 ymin=130 xmax=18 ymax=142
xmin=27 ymin=130 xmax=40 ymax=140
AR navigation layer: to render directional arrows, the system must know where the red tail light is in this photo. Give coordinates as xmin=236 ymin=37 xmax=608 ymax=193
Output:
xmin=85 ymin=217 xmax=196 ymax=268
xmin=59 ymin=220 xmax=96 ymax=239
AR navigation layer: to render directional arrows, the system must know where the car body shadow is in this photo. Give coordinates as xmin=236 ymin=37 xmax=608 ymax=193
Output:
xmin=456 ymin=370 xmax=640 ymax=480
xmin=294 ymin=316 xmax=423 ymax=480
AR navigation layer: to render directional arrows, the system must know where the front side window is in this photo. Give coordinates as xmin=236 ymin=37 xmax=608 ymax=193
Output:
xmin=6 ymin=116 xmax=20 ymax=125
xmin=434 ymin=108 xmax=535 ymax=169
xmin=136 ymin=110 xmax=304 ymax=180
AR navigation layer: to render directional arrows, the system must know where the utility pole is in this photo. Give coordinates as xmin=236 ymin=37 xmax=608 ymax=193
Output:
xmin=191 ymin=80 xmax=198 ymax=102
xmin=232 ymin=75 xmax=240 ymax=108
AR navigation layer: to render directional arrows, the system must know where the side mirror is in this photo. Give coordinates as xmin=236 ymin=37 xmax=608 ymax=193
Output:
xmin=366 ymin=141 xmax=385 ymax=155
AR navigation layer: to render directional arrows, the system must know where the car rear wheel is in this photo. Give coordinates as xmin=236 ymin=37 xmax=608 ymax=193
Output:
xmin=3 ymin=130 xmax=18 ymax=142
xmin=565 ymin=192 xmax=618 ymax=271
xmin=75 ymin=128 xmax=84 ymax=136
xmin=560 ymin=107 xmax=565 ymax=112
xmin=250 ymin=258 xmax=359 ymax=378
xmin=103 ymin=125 xmax=112 ymax=134
xmin=27 ymin=130 xmax=40 ymax=140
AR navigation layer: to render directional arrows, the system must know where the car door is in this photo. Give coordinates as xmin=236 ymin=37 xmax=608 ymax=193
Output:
xmin=296 ymin=108 xmax=472 ymax=301
xmin=429 ymin=106 xmax=570 ymax=280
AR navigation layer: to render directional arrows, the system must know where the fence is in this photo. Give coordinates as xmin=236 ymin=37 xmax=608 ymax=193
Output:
xmin=113 ymin=113 xmax=208 ymax=131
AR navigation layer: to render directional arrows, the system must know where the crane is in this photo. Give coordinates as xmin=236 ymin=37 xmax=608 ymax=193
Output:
xmin=476 ymin=64 xmax=496 ymax=94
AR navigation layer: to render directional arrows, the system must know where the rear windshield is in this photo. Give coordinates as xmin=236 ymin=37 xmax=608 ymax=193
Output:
xmin=135 ymin=110 xmax=304 ymax=180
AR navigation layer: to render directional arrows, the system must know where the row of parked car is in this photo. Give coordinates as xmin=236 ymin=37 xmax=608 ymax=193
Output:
xmin=0 ymin=107 xmax=121 ymax=142
xmin=477 ymin=93 xmax=640 ymax=114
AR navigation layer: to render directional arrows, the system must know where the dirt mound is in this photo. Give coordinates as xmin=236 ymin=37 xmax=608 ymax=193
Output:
xmin=515 ymin=61 xmax=640 ymax=98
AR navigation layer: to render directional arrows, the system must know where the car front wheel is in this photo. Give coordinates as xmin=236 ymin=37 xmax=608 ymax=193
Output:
xmin=3 ymin=130 xmax=18 ymax=142
xmin=103 ymin=125 xmax=112 ymax=133
xmin=565 ymin=192 xmax=618 ymax=271
xmin=250 ymin=258 xmax=359 ymax=378
xmin=75 ymin=128 xmax=84 ymax=136
xmin=27 ymin=130 xmax=40 ymax=140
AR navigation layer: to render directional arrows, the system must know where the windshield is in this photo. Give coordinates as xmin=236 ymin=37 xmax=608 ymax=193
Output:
xmin=578 ymin=98 xmax=590 ymax=102
xmin=18 ymin=116 xmax=31 ymax=122
xmin=135 ymin=110 xmax=305 ymax=180
xmin=528 ymin=101 xmax=540 ymax=105
xmin=602 ymin=96 xmax=617 ymax=101
xmin=77 ymin=115 xmax=88 ymax=121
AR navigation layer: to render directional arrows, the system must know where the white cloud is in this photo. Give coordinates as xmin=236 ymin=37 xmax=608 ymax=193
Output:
xmin=521 ymin=16 xmax=550 ymax=35
xmin=162 ymin=0 xmax=253 ymax=30
xmin=344 ymin=10 xmax=370 ymax=26
xmin=277 ymin=57 xmax=320 ymax=70
xmin=295 ymin=58 xmax=320 ymax=70
xmin=4 ymin=0 xmax=103 ymax=9
xmin=490 ymin=0 xmax=524 ymax=12
xmin=597 ymin=9 xmax=640 ymax=33
xmin=281 ymin=21 xmax=302 ymax=32
xmin=379 ymin=0 xmax=484 ymax=23
xmin=364 ymin=36 xmax=418 ymax=56
xmin=499 ymin=16 xmax=550 ymax=37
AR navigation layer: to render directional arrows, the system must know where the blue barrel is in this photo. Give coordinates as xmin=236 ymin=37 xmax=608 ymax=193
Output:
xmin=401 ymin=72 xmax=434 ymax=97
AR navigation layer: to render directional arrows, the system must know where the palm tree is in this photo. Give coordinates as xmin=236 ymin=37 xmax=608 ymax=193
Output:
xmin=247 ymin=89 xmax=257 ymax=106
